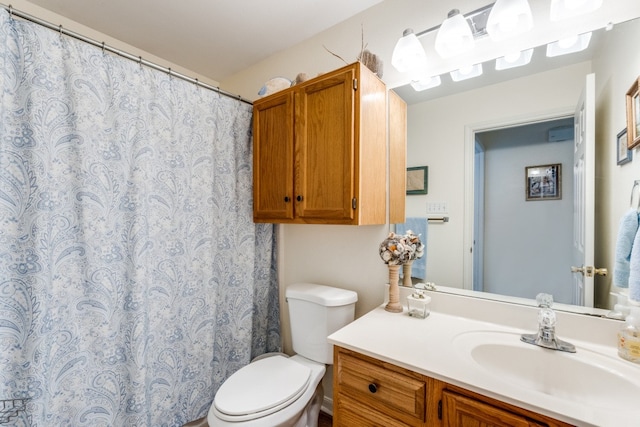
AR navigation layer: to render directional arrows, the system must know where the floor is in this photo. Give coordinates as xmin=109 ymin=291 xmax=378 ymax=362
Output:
xmin=319 ymin=411 xmax=333 ymax=427
xmin=183 ymin=411 xmax=333 ymax=426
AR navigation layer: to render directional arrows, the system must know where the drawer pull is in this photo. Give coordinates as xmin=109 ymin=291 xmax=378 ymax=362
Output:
xmin=368 ymin=383 xmax=378 ymax=393
xmin=296 ymin=195 xmax=303 ymax=202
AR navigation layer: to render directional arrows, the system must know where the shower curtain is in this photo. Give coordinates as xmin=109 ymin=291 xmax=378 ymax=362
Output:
xmin=0 ymin=9 xmax=280 ymax=427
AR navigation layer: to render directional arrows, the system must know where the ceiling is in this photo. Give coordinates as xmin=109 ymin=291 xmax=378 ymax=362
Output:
xmin=24 ymin=0 xmax=383 ymax=83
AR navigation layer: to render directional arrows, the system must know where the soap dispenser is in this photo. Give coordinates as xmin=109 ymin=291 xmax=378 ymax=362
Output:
xmin=618 ymin=307 xmax=640 ymax=363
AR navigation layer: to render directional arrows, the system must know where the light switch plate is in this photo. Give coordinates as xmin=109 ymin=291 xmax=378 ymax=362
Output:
xmin=426 ymin=201 xmax=448 ymax=214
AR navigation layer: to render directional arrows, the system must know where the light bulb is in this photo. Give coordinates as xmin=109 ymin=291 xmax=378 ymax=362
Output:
xmin=391 ymin=29 xmax=428 ymax=73
xmin=558 ymin=35 xmax=579 ymax=49
xmin=486 ymin=0 xmax=533 ymax=41
xmin=435 ymin=9 xmax=475 ymax=58
xmin=504 ymin=52 xmax=522 ymax=63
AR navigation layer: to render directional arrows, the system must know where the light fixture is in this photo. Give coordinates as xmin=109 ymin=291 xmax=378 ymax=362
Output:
xmin=391 ymin=28 xmax=428 ymax=73
xmin=410 ymin=75 xmax=442 ymax=92
xmin=486 ymin=0 xmax=533 ymax=41
xmin=392 ymin=3 xmax=542 ymax=92
xmin=546 ymin=32 xmax=592 ymax=57
xmin=495 ymin=48 xmax=534 ymax=70
xmin=450 ymin=63 xmax=483 ymax=82
xmin=435 ymin=9 xmax=475 ymax=58
xmin=549 ymin=0 xmax=603 ymax=21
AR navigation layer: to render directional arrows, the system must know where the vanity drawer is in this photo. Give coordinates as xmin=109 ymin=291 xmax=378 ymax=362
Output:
xmin=334 ymin=347 xmax=426 ymax=425
xmin=335 ymin=395 xmax=414 ymax=427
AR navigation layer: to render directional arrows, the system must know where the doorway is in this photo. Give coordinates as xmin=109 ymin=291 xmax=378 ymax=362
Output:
xmin=472 ymin=117 xmax=576 ymax=303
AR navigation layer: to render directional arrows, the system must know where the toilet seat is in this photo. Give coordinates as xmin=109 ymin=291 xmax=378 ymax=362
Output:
xmin=213 ymin=355 xmax=312 ymax=422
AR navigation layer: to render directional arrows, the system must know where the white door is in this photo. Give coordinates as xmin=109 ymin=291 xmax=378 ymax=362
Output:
xmin=473 ymin=141 xmax=485 ymax=292
xmin=571 ymin=73 xmax=596 ymax=307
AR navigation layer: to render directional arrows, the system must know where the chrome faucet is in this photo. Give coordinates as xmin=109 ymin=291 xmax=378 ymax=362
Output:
xmin=521 ymin=293 xmax=576 ymax=353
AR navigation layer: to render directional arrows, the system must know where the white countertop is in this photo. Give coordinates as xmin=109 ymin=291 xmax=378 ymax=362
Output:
xmin=327 ymin=289 xmax=640 ymax=427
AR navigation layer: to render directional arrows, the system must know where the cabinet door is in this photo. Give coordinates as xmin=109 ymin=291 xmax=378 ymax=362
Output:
xmin=295 ymin=68 xmax=355 ymax=222
xmin=253 ymin=92 xmax=294 ymax=221
xmin=442 ymin=390 xmax=544 ymax=427
xmin=389 ymin=90 xmax=407 ymax=224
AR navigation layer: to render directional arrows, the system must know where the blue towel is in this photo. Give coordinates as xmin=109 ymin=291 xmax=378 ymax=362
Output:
xmin=614 ymin=208 xmax=639 ymax=288
xmin=395 ymin=217 xmax=427 ymax=280
xmin=629 ymin=220 xmax=640 ymax=303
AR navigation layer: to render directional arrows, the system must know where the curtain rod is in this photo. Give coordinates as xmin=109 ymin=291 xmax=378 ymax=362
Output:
xmin=1 ymin=3 xmax=253 ymax=106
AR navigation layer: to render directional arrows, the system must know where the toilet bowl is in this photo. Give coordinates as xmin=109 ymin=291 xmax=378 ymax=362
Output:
xmin=207 ymin=354 xmax=325 ymax=427
xmin=207 ymin=283 xmax=357 ymax=427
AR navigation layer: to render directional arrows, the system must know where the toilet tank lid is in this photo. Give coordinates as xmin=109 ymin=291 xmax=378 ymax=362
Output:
xmin=286 ymin=283 xmax=358 ymax=306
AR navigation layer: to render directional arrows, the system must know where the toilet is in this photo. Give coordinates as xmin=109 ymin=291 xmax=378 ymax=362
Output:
xmin=207 ymin=283 xmax=358 ymax=427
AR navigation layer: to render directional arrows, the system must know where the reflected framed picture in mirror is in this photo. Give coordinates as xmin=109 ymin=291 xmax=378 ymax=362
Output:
xmin=525 ymin=164 xmax=561 ymax=201
xmin=617 ymin=128 xmax=632 ymax=165
xmin=626 ymin=76 xmax=640 ymax=149
xmin=406 ymin=166 xmax=428 ymax=195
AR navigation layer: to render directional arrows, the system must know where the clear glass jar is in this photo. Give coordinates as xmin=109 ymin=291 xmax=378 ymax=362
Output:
xmin=407 ymin=288 xmax=431 ymax=319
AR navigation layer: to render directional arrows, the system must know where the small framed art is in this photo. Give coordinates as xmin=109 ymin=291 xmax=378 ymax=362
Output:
xmin=525 ymin=164 xmax=561 ymax=201
xmin=617 ymin=128 xmax=633 ymax=165
xmin=626 ymin=76 xmax=640 ymax=149
xmin=406 ymin=166 xmax=428 ymax=195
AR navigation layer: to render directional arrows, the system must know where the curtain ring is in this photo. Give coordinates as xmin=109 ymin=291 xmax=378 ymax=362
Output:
xmin=101 ymin=42 xmax=105 ymax=53
xmin=8 ymin=5 xmax=13 ymax=19
xmin=59 ymin=24 xmax=63 ymax=35
xmin=138 ymin=56 xmax=142 ymax=68
xmin=168 ymin=67 xmax=172 ymax=79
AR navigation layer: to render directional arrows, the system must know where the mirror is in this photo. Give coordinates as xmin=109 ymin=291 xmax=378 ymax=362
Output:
xmin=393 ymin=15 xmax=640 ymax=316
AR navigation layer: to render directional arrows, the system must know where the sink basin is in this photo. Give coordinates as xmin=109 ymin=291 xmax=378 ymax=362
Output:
xmin=453 ymin=330 xmax=640 ymax=411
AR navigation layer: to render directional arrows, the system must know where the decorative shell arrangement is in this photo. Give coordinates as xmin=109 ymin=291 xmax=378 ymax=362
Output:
xmin=378 ymin=231 xmax=424 ymax=265
xmin=404 ymin=230 xmax=425 ymax=261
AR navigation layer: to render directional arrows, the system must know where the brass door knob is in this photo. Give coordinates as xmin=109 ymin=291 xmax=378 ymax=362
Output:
xmin=571 ymin=266 xmax=608 ymax=277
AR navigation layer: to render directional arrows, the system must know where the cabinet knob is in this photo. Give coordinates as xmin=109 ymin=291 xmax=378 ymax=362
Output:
xmin=296 ymin=195 xmax=303 ymax=202
xmin=284 ymin=196 xmax=290 ymax=203
xmin=368 ymin=383 xmax=378 ymax=393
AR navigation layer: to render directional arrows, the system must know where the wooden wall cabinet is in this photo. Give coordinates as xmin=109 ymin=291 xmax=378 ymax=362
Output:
xmin=252 ymin=62 xmax=388 ymax=225
xmin=388 ymin=89 xmax=407 ymax=225
xmin=333 ymin=346 xmax=574 ymax=427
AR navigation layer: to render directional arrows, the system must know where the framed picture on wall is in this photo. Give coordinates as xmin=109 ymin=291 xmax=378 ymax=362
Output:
xmin=626 ymin=76 xmax=640 ymax=149
xmin=525 ymin=164 xmax=561 ymax=201
xmin=406 ymin=166 xmax=428 ymax=195
xmin=617 ymin=128 xmax=633 ymax=165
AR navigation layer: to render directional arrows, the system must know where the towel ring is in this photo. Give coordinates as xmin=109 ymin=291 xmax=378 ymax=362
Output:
xmin=631 ymin=180 xmax=640 ymax=210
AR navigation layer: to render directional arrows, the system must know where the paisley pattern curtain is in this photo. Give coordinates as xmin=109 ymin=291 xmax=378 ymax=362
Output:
xmin=0 ymin=9 xmax=280 ymax=426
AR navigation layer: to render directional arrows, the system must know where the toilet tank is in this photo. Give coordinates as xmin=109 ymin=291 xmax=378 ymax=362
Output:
xmin=286 ymin=283 xmax=358 ymax=364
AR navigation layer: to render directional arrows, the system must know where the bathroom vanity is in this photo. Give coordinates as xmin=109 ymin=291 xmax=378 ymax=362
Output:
xmin=328 ymin=290 xmax=640 ymax=427
xmin=333 ymin=346 xmax=571 ymax=426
